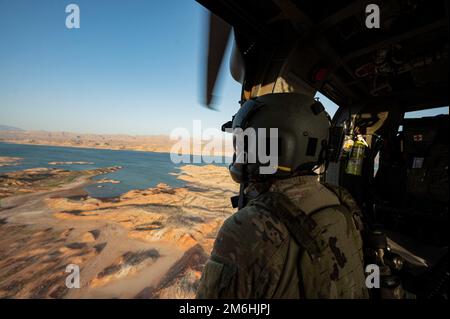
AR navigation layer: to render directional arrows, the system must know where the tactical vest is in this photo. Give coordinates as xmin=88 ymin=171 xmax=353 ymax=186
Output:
xmin=247 ymin=183 xmax=369 ymax=298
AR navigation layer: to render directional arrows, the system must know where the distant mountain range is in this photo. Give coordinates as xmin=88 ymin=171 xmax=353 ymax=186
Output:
xmin=0 ymin=129 xmax=233 ymax=156
xmin=0 ymin=125 xmax=24 ymax=131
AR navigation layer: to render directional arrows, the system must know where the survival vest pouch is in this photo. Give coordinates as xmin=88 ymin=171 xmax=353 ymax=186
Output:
xmin=247 ymin=191 xmax=327 ymax=259
xmin=247 ymin=183 xmax=365 ymax=259
xmin=246 ymin=183 xmax=368 ymax=298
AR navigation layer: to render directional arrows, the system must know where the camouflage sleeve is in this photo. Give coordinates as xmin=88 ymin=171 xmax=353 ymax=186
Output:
xmin=196 ymin=206 xmax=289 ymax=299
xmin=196 ymin=213 xmax=250 ymax=299
xmin=195 ymin=254 xmax=238 ymax=299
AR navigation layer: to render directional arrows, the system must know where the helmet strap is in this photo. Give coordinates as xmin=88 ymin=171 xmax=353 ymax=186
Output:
xmin=230 ymin=182 xmax=248 ymax=209
xmin=237 ymin=182 xmax=247 ymax=209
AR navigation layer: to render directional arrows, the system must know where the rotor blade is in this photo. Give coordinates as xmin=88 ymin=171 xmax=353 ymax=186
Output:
xmin=205 ymin=12 xmax=231 ymax=108
xmin=230 ymin=39 xmax=245 ymax=84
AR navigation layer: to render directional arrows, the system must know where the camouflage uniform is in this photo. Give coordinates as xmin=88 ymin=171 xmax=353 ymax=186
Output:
xmin=196 ymin=175 xmax=369 ymax=299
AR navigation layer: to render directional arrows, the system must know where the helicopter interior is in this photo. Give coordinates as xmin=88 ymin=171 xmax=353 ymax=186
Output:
xmin=197 ymin=0 xmax=449 ymax=298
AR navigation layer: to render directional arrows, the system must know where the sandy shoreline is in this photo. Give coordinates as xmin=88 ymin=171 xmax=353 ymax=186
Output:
xmin=0 ymin=164 xmax=237 ymax=298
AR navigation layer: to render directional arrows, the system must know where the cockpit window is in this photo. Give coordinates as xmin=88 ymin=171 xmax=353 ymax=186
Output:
xmin=404 ymin=106 xmax=449 ymax=119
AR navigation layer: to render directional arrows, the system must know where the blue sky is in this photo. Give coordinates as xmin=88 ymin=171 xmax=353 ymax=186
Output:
xmin=0 ymin=1 xmax=446 ymax=135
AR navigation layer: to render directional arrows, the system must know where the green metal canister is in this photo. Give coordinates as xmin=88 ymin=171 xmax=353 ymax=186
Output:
xmin=345 ymin=140 xmax=365 ymax=176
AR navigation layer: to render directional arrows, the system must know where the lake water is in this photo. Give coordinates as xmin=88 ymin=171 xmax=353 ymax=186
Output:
xmin=0 ymin=143 xmax=229 ymax=198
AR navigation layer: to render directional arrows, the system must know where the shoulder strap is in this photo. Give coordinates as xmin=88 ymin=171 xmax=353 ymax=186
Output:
xmin=247 ymin=192 xmax=327 ymax=259
xmin=321 ymin=182 xmax=365 ymax=231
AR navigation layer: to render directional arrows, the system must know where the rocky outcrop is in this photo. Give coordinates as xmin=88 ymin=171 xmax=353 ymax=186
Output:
xmin=135 ymin=244 xmax=209 ymax=299
xmin=0 ymin=156 xmax=22 ymax=167
xmin=0 ymin=166 xmax=121 ymax=199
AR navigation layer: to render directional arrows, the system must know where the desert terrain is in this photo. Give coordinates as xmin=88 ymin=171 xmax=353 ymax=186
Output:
xmin=0 ymin=130 xmax=233 ymax=156
xmin=0 ymin=162 xmax=237 ymax=298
